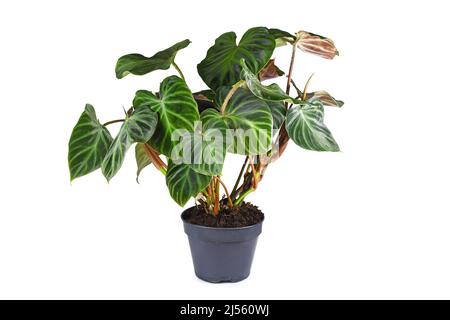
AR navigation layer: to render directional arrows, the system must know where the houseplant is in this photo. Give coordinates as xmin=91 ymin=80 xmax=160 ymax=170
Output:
xmin=68 ymin=27 xmax=343 ymax=282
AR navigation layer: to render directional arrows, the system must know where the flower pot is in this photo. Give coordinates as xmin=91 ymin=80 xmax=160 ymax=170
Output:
xmin=181 ymin=208 xmax=264 ymax=283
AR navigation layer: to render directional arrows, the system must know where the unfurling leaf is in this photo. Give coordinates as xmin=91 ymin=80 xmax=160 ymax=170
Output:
xmin=135 ymin=143 xmax=152 ymax=183
xmin=101 ymin=107 xmax=158 ymax=182
xmin=286 ymin=100 xmax=340 ymax=152
xmin=166 ymin=161 xmax=212 ymax=206
xmin=133 ymin=75 xmax=199 ymax=157
xmin=259 ymin=59 xmax=285 ymax=81
xmin=68 ymin=104 xmax=113 ymax=181
xmin=296 ymin=31 xmax=339 ymax=60
xmin=197 ymin=27 xmax=275 ymax=91
xmin=305 ymin=91 xmax=344 ymax=107
xmin=115 ymin=39 xmax=190 ymax=79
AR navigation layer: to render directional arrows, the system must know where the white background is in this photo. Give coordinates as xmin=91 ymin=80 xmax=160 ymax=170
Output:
xmin=1 ymin=0 xmax=449 ymax=299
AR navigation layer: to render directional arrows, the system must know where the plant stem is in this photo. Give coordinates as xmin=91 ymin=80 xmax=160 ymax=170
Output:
xmin=285 ymin=44 xmax=297 ymax=106
xmin=213 ymin=177 xmax=219 ymax=216
xmin=172 ymin=61 xmax=185 ymax=81
xmin=234 ymin=187 xmax=254 ymax=206
xmin=216 ymin=176 xmax=233 ymax=208
xmin=231 ymin=156 xmax=248 ymax=200
xmin=220 ymin=80 xmax=245 ymax=114
xmin=143 ymin=143 xmax=167 ymax=174
xmin=103 ymin=119 xmax=125 ymax=126
xmin=248 ymin=156 xmax=258 ymax=189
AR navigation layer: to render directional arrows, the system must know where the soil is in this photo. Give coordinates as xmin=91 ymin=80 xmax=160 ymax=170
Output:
xmin=182 ymin=202 xmax=264 ymax=228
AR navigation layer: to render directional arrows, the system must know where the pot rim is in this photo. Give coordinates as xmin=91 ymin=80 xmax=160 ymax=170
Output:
xmin=181 ymin=207 xmax=265 ymax=231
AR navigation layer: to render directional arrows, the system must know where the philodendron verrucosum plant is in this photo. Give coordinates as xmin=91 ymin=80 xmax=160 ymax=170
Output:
xmin=68 ymin=27 xmax=343 ymax=215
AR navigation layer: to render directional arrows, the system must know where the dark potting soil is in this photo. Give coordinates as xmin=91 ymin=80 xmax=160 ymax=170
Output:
xmin=183 ymin=202 xmax=264 ymax=228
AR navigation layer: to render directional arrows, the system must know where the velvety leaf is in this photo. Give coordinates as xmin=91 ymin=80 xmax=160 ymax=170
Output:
xmin=133 ymin=75 xmax=199 ymax=157
xmin=268 ymin=28 xmax=295 ymax=47
xmin=286 ymin=100 xmax=339 ymax=152
xmin=101 ymin=107 xmax=158 ymax=182
xmin=259 ymin=59 xmax=285 ymax=81
xmin=202 ymin=88 xmax=273 ymax=155
xmin=68 ymin=104 xmax=113 ymax=181
xmin=197 ymin=27 xmax=275 ymax=91
xmin=186 ymin=111 xmax=228 ymax=175
xmin=240 ymin=59 xmax=299 ymax=104
xmin=166 ymin=161 xmax=212 ymax=206
xmin=115 ymin=39 xmax=190 ymax=79
xmin=135 ymin=143 xmax=152 ymax=183
xmin=296 ymin=31 xmax=339 ymax=60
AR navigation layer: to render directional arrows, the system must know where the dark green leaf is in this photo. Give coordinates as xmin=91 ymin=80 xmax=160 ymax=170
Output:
xmin=268 ymin=28 xmax=295 ymax=47
xmin=197 ymin=27 xmax=275 ymax=90
xmin=202 ymin=88 xmax=273 ymax=155
xmin=166 ymin=161 xmax=212 ymax=206
xmin=68 ymin=104 xmax=113 ymax=181
xmin=101 ymin=107 xmax=158 ymax=182
xmin=240 ymin=59 xmax=299 ymax=104
xmin=285 ymin=100 xmax=339 ymax=152
xmin=135 ymin=143 xmax=152 ymax=183
xmin=115 ymin=39 xmax=190 ymax=79
xmin=193 ymin=90 xmax=218 ymax=113
xmin=193 ymin=89 xmax=215 ymax=102
xmin=133 ymin=75 xmax=199 ymax=157
xmin=172 ymin=112 xmax=228 ymax=176
xmin=267 ymin=101 xmax=286 ymax=129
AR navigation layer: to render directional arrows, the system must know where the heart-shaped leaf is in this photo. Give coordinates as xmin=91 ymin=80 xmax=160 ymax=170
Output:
xmin=172 ymin=111 xmax=228 ymax=176
xmin=133 ymin=75 xmax=199 ymax=157
xmin=115 ymin=39 xmax=190 ymax=79
xmin=202 ymin=88 xmax=273 ymax=155
xmin=135 ymin=143 xmax=152 ymax=183
xmin=68 ymin=104 xmax=113 ymax=181
xmin=166 ymin=161 xmax=212 ymax=206
xmin=101 ymin=107 xmax=158 ymax=182
xmin=285 ymin=100 xmax=339 ymax=152
xmin=197 ymin=27 xmax=275 ymax=91
xmin=240 ymin=59 xmax=299 ymax=104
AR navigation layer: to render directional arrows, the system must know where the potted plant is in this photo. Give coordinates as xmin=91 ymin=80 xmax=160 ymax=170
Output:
xmin=68 ymin=27 xmax=343 ymax=283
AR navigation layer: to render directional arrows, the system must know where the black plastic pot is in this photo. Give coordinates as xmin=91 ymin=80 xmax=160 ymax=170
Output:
xmin=181 ymin=209 xmax=264 ymax=283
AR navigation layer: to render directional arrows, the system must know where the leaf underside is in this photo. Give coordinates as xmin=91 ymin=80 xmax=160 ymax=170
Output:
xmin=135 ymin=143 xmax=152 ymax=182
